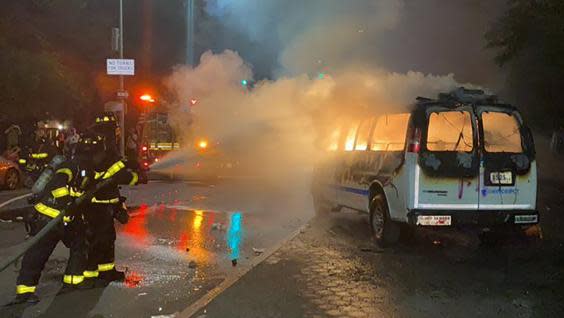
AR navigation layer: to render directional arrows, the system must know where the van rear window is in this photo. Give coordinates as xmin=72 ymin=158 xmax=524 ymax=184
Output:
xmin=482 ymin=112 xmax=523 ymax=153
xmin=370 ymin=114 xmax=410 ymax=151
xmin=427 ymin=111 xmax=473 ymax=152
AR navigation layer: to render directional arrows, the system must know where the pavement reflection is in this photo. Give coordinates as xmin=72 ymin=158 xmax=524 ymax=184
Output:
xmin=120 ymin=205 xmax=247 ymax=272
xmin=227 ymin=212 xmax=243 ymax=262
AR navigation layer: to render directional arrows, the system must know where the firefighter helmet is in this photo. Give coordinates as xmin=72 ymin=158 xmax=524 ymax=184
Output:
xmin=75 ymin=132 xmax=106 ymax=157
xmin=94 ymin=112 xmax=118 ymax=127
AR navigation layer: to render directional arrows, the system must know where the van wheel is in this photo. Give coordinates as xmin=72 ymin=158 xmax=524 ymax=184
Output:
xmin=370 ymin=194 xmax=400 ymax=247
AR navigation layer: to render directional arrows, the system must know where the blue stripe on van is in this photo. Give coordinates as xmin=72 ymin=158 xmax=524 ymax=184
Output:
xmin=332 ymin=185 xmax=370 ymax=196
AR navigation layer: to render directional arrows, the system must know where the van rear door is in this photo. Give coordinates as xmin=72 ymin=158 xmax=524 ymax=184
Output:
xmin=477 ymin=107 xmax=537 ymax=214
xmin=416 ymin=107 xmax=480 ymax=218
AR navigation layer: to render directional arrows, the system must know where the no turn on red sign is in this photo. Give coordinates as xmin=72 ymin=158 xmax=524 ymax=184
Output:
xmin=106 ymin=59 xmax=135 ymax=76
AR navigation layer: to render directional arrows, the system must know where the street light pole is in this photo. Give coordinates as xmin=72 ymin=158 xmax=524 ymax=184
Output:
xmin=118 ymin=0 xmax=126 ymax=157
xmin=186 ymin=0 xmax=195 ymax=66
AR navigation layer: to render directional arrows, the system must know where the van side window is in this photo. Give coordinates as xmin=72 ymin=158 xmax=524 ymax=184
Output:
xmin=482 ymin=112 xmax=523 ymax=153
xmin=370 ymin=114 xmax=411 ymax=151
xmin=344 ymin=122 xmax=360 ymax=151
xmin=327 ymin=126 xmax=342 ymax=151
xmin=354 ymin=119 xmax=373 ymax=151
xmin=427 ymin=111 xmax=473 ymax=152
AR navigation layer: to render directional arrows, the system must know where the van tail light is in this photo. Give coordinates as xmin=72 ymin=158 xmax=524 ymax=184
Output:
xmin=408 ymin=127 xmax=421 ymax=153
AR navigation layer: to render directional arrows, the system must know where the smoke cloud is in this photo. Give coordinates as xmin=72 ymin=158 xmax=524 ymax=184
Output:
xmin=159 ymin=1 xmax=495 ymax=179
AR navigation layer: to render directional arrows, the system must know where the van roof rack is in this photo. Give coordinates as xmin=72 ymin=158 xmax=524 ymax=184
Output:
xmin=415 ymin=86 xmax=502 ymax=107
xmin=439 ymin=87 xmax=498 ymax=104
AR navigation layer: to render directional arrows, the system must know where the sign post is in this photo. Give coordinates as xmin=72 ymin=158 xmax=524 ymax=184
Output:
xmin=106 ymin=58 xmax=134 ymax=157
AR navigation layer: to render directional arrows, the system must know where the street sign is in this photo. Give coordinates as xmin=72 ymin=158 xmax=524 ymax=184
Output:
xmin=117 ymin=91 xmax=129 ymax=98
xmin=104 ymin=101 xmax=124 ymax=112
xmin=106 ymin=59 xmax=135 ymax=76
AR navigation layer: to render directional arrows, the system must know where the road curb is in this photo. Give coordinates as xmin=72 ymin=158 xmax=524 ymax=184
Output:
xmin=178 ymin=221 xmax=310 ymax=318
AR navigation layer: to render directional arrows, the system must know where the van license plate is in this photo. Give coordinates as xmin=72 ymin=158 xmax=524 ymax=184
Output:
xmin=490 ymin=171 xmax=512 ymax=185
xmin=515 ymin=215 xmax=538 ymax=224
xmin=417 ymin=215 xmax=452 ymax=226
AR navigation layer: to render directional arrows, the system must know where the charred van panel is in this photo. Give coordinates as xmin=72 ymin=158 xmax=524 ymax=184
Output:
xmin=419 ymin=151 xmax=480 ymax=178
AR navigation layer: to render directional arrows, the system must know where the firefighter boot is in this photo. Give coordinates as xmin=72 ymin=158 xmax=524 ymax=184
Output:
xmin=99 ymin=269 xmax=125 ymax=283
xmin=9 ymin=293 xmax=40 ymax=305
xmin=58 ymin=277 xmax=95 ymax=294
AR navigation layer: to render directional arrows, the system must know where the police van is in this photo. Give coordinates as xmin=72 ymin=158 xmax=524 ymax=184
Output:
xmin=312 ymin=87 xmax=538 ymax=246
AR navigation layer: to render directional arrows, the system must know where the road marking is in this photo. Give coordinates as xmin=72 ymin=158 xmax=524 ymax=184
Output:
xmin=178 ymin=222 xmax=310 ymax=318
xmin=0 ymin=193 xmax=31 ymax=210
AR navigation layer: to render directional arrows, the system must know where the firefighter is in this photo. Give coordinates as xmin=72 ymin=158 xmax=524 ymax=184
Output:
xmin=11 ymin=134 xmax=102 ymax=304
xmin=92 ymin=112 xmax=119 ymax=154
xmin=82 ymin=127 xmax=138 ymax=285
xmin=31 ymin=136 xmax=60 ymax=166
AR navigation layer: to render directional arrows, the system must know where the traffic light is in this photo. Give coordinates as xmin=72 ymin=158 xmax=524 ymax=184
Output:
xmin=241 ymin=79 xmax=249 ymax=87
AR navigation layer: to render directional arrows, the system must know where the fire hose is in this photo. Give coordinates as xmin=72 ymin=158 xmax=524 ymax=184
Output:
xmin=0 ymin=178 xmax=116 ymax=272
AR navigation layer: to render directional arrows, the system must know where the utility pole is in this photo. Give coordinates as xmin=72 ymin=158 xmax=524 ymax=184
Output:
xmin=186 ymin=0 xmax=195 ymax=66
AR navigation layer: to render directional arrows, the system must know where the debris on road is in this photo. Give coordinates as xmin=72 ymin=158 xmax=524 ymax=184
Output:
xmin=211 ymin=223 xmax=225 ymax=231
xmin=231 ymin=259 xmax=238 ymax=267
xmin=157 ymin=238 xmax=175 ymax=246
xmin=252 ymin=248 xmax=265 ymax=256
xmin=0 ymin=219 xmax=13 ymax=223
xmin=15 ymin=216 xmax=23 ymax=221
xmin=525 ymin=224 xmax=543 ymax=238
xmin=151 ymin=315 xmax=176 ymax=318
xmin=138 ymin=292 xmax=148 ymax=296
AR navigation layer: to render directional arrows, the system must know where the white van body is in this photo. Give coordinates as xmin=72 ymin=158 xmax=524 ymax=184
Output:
xmin=312 ymin=88 xmax=538 ymax=245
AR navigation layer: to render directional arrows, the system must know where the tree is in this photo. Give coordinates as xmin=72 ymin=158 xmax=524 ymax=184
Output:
xmin=486 ymin=0 xmax=564 ymax=129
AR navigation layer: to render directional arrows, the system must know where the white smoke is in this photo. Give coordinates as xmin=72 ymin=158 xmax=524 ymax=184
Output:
xmin=163 ymin=51 xmax=464 ymax=179
xmin=161 ymin=1 xmax=487 ymax=179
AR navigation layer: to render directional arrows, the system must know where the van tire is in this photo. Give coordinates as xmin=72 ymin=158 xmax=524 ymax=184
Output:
xmin=370 ymin=194 xmax=400 ymax=247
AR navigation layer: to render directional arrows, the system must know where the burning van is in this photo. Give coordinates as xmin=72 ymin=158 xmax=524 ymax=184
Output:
xmin=312 ymin=87 xmax=538 ymax=246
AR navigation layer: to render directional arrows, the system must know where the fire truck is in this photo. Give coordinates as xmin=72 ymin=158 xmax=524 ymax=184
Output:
xmin=138 ymin=112 xmax=180 ymax=169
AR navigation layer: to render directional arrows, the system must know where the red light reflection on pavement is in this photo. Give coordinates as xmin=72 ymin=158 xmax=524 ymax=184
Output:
xmin=122 ymin=205 xmax=149 ymax=244
xmin=169 ymin=209 xmax=177 ymax=222
xmin=124 ymin=271 xmax=143 ymax=288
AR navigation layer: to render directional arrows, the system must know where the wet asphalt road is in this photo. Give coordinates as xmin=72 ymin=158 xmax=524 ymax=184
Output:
xmin=197 ymin=171 xmax=564 ymax=318
xmin=0 ymin=177 xmax=313 ymax=317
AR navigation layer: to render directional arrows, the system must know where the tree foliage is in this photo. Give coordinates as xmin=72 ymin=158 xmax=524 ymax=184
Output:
xmin=486 ymin=0 xmax=564 ymax=128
